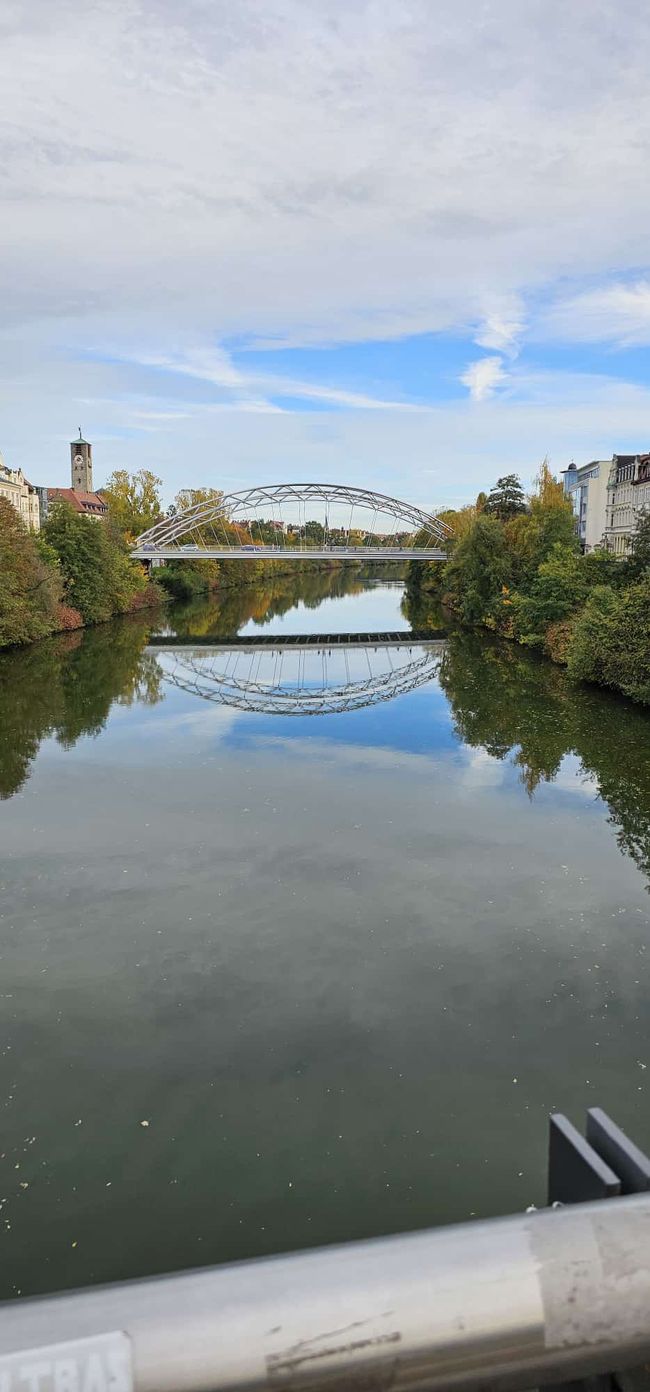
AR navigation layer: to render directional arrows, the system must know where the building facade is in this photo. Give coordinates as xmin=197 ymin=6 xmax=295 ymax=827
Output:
xmin=604 ymin=453 xmax=650 ymax=555
xmin=0 ymin=454 xmax=41 ymax=531
xmin=561 ymin=459 xmax=609 ymax=552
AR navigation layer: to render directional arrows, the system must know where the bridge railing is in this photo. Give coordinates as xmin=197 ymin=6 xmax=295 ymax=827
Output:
xmin=3 ymin=1190 xmax=650 ymax=1392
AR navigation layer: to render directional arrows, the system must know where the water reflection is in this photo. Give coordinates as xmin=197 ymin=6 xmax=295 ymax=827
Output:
xmin=157 ymin=641 xmax=445 ymax=716
xmin=435 ymin=630 xmax=650 ymax=885
xmin=0 ymin=615 xmax=163 ymax=800
xmin=163 ymin=563 xmax=402 ymax=639
xmin=0 ymin=583 xmax=649 ymax=890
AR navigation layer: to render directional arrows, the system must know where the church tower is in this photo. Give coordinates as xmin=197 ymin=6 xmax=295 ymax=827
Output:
xmin=71 ymin=429 xmax=93 ymax=492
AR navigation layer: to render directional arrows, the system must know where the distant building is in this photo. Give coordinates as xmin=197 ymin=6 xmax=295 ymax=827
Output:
xmin=604 ymin=453 xmax=650 ymax=555
xmin=0 ymin=453 xmax=41 ymax=531
xmin=561 ymin=460 xmax=610 ymax=552
xmin=47 ymin=431 xmax=108 ymax=520
xmin=35 ymin=486 xmax=49 ymax=526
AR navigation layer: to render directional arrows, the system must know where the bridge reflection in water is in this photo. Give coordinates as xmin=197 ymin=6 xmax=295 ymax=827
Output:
xmin=151 ymin=634 xmax=446 ymax=716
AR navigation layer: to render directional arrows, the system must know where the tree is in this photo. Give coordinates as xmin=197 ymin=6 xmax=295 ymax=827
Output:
xmin=102 ymin=469 xmax=163 ymax=539
xmin=175 ymin=487 xmax=224 ymax=515
xmin=623 ymin=507 xmax=650 ymax=581
xmin=483 ymin=474 xmax=527 ymax=520
xmin=512 ymin=543 xmax=586 ymax=644
xmin=44 ymin=502 xmax=145 ymax=624
xmin=0 ymin=498 xmax=61 ymax=647
xmin=504 ymin=464 xmax=576 ymax=584
xmin=444 ymin=514 xmax=512 ymax=623
xmin=529 ymin=458 xmax=566 ymax=510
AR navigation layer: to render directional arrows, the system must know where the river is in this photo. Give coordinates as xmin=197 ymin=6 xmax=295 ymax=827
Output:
xmin=1 ymin=567 xmax=650 ymax=1299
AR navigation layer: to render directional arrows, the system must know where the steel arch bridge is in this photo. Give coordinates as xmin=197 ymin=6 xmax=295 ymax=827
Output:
xmin=154 ymin=639 xmax=445 ymax=716
xmin=132 ymin=483 xmax=450 ymax=561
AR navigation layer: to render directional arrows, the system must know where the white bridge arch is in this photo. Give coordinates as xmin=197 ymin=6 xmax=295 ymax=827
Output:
xmin=133 ymin=483 xmax=450 ymax=560
xmin=155 ymin=639 xmax=446 ymax=716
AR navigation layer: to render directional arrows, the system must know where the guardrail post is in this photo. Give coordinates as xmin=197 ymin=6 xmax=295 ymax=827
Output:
xmin=547 ymin=1111 xmax=650 ymax=1392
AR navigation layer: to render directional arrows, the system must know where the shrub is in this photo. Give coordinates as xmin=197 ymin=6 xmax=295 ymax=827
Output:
xmin=55 ymin=603 xmax=84 ymax=631
xmin=0 ymin=498 xmax=61 ymax=647
xmin=154 ymin=563 xmax=210 ymax=601
xmin=567 ymin=578 xmax=650 ymax=704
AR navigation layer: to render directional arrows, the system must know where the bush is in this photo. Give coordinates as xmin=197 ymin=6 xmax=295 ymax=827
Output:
xmin=154 ymin=563 xmax=211 ymax=601
xmin=567 ymin=578 xmax=650 ymax=704
xmin=127 ymin=584 xmax=166 ymax=612
xmin=0 ymin=498 xmax=61 ymax=647
xmin=55 ymin=603 xmax=84 ymax=631
xmin=544 ymin=617 xmax=576 ymax=664
xmin=511 ymin=544 xmax=586 ymax=645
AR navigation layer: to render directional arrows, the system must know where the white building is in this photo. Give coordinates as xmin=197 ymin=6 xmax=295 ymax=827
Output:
xmin=0 ymin=453 xmax=41 ymax=532
xmin=561 ymin=459 xmax=610 ymax=552
xmin=604 ymin=453 xmax=650 ymax=555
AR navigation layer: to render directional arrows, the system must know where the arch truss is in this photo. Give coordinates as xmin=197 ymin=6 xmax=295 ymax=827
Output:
xmin=156 ymin=640 xmax=445 ymax=716
xmin=133 ymin=483 xmax=450 ymax=560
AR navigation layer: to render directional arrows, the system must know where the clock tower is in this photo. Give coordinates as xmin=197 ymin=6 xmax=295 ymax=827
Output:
xmin=71 ymin=429 xmax=93 ymax=492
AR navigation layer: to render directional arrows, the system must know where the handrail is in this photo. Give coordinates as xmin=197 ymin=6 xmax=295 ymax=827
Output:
xmin=3 ymin=1194 xmax=650 ymax=1392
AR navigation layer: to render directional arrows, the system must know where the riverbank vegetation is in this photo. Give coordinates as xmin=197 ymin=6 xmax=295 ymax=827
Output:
xmin=406 ymin=464 xmax=650 ymax=705
xmin=0 ymin=496 xmax=159 ymax=650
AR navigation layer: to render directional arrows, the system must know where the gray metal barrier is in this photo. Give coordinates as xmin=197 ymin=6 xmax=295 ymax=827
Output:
xmin=2 ymin=1109 xmax=650 ymax=1392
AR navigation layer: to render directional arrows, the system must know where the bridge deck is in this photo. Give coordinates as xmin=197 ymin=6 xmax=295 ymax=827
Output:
xmin=134 ymin=547 xmax=446 ymax=561
xmin=148 ymin=630 xmax=447 ymax=650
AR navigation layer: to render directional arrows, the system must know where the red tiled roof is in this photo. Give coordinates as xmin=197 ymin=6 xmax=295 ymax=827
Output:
xmin=48 ymin=488 xmax=108 ymax=515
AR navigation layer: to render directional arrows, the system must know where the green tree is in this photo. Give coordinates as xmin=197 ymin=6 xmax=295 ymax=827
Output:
xmin=102 ymin=469 xmax=163 ymax=539
xmin=444 ymin=514 xmax=511 ymax=623
xmin=580 ymin=548 xmax=623 ymax=588
xmin=483 ymin=474 xmax=527 ymax=520
xmin=44 ymin=502 xmax=145 ymax=624
xmin=623 ymin=507 xmax=650 ymax=581
xmin=512 ymin=543 xmax=586 ymax=644
xmin=0 ymin=498 xmax=61 ymax=647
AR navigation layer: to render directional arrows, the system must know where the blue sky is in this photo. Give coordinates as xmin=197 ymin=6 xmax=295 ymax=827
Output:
xmin=2 ymin=0 xmax=650 ymax=508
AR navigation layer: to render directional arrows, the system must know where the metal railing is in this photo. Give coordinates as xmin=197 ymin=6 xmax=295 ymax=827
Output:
xmin=3 ymin=1191 xmax=650 ymax=1392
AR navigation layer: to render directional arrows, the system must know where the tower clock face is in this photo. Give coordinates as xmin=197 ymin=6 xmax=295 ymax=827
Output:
xmin=74 ymin=454 xmax=84 ymax=465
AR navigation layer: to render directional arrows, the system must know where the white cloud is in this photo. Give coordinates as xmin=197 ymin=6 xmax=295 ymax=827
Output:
xmin=475 ymin=300 xmax=525 ymax=357
xmin=538 ymin=281 xmax=650 ymax=347
xmin=2 ymin=0 xmax=650 ymax=346
xmin=460 ymin=356 xmax=508 ymax=401
xmin=106 ymin=342 xmax=422 ymax=412
xmin=2 ymin=0 xmax=650 ymax=491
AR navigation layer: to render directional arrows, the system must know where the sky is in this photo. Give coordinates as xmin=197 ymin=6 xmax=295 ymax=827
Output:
xmin=2 ymin=0 xmax=650 ymax=509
